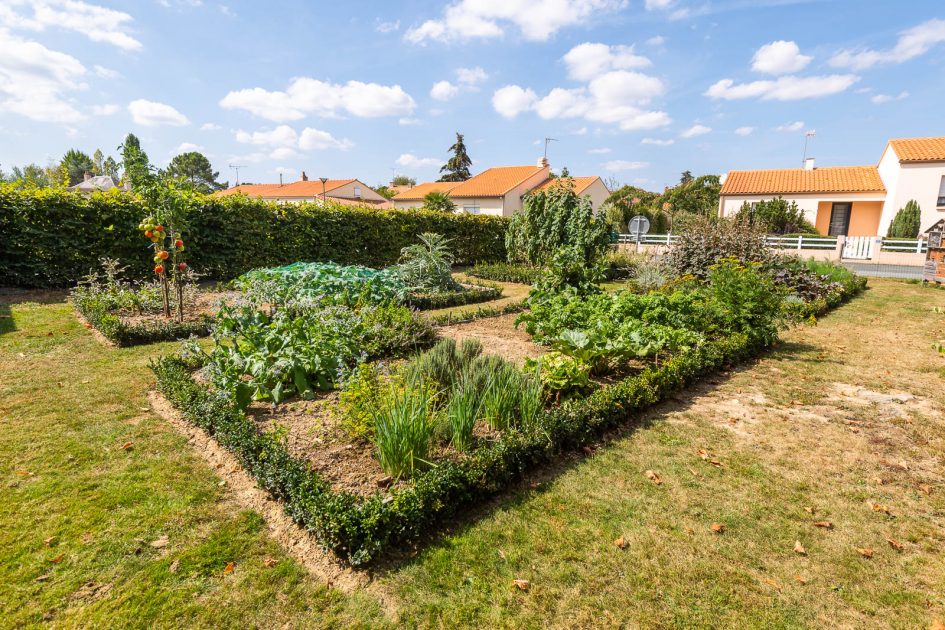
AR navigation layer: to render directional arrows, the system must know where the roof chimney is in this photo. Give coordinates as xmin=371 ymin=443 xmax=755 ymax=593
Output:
xmin=537 ymin=157 xmax=549 ymax=168
xmin=804 ymin=157 xmax=815 ymax=171
xmin=83 ymin=171 xmax=92 ymax=181
xmin=300 ymin=171 xmax=308 ymax=181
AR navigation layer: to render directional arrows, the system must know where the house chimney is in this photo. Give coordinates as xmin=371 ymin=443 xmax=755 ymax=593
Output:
xmin=83 ymin=171 xmax=92 ymax=181
xmin=537 ymin=157 xmax=549 ymax=168
xmin=804 ymin=157 xmax=815 ymax=171
xmin=300 ymin=171 xmax=308 ymax=181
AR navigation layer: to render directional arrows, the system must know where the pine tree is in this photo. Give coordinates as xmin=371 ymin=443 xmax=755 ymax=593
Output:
xmin=164 ymin=151 xmax=225 ymax=193
xmin=60 ymin=149 xmax=95 ymax=185
xmin=438 ymin=132 xmax=472 ymax=182
xmin=119 ymin=133 xmax=151 ymax=190
xmin=886 ymin=200 xmax=921 ymax=238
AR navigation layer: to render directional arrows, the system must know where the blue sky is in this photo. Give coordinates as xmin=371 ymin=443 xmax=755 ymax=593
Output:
xmin=1 ymin=0 xmax=943 ymax=191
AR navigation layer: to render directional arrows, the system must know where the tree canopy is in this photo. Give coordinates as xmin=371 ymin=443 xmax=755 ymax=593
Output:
xmin=422 ymin=191 xmax=456 ymax=213
xmin=61 ymin=149 xmax=95 ymax=186
xmin=602 ymin=171 xmax=721 ymax=234
xmin=886 ymin=200 xmax=921 ymax=238
xmin=438 ymin=132 xmax=472 ymax=182
xmin=163 ymin=151 xmax=226 ymax=193
xmin=119 ymin=133 xmax=151 ymax=191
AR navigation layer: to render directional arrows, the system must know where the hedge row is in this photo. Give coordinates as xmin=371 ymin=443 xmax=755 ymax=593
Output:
xmin=0 ymin=185 xmax=509 ymax=288
xmin=152 ymin=278 xmax=865 ymax=565
xmin=407 ymin=283 xmax=502 ymax=310
xmin=73 ymin=293 xmax=211 ymax=347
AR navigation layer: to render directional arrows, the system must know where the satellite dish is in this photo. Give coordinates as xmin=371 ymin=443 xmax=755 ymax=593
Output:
xmin=628 ymin=215 xmax=651 ymax=240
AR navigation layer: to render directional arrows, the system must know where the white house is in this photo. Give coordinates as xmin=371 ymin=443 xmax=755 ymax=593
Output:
xmin=214 ymin=173 xmax=389 ymax=206
xmin=719 ymin=135 xmax=945 ymax=237
xmin=392 ymin=160 xmax=610 ymax=216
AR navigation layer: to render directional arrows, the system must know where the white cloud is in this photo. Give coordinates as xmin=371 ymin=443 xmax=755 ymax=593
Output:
xmin=395 ymin=153 xmax=441 ymax=168
xmin=174 ymin=142 xmax=205 ymax=154
xmin=494 ymin=70 xmax=670 ymax=131
xmin=604 ymin=160 xmax=649 ymax=171
xmin=563 ymin=42 xmax=650 ymax=81
xmin=705 ymin=74 xmax=858 ymax=101
xmin=430 ymin=80 xmax=460 ymax=101
xmin=299 ymin=127 xmax=353 ymax=151
xmin=734 ymin=126 xmax=754 ymax=136
xmin=645 ymin=0 xmax=673 ymax=9
xmin=128 ymin=99 xmax=188 ymax=126
xmin=398 ymin=117 xmax=421 ymax=126
xmin=93 ymin=64 xmax=120 ymax=79
xmin=456 ymin=66 xmax=488 ymax=85
xmin=375 ymin=19 xmax=400 ymax=33
xmin=220 ymin=77 xmax=416 ymax=122
xmin=405 ymin=0 xmax=628 ymax=44
xmin=91 ymin=103 xmax=119 ymax=116
xmin=871 ymin=90 xmax=909 ymax=104
xmin=641 ymin=138 xmax=674 ymax=145
xmin=680 ymin=124 xmax=711 ymax=138
xmin=588 ymin=147 xmax=612 ymax=154
xmin=235 ymin=124 xmax=352 ymax=153
xmin=200 ymin=122 xmax=221 ymax=131
xmin=830 ymin=18 xmax=945 ymax=70
xmin=775 ymin=121 xmax=804 ymax=132
xmin=0 ymin=29 xmax=86 ymax=123
xmin=492 ymin=85 xmax=538 ymax=118
xmin=751 ymin=40 xmax=812 ymax=75
xmin=0 ymin=0 xmax=142 ymax=51
xmin=646 ymin=35 xmax=665 ymax=46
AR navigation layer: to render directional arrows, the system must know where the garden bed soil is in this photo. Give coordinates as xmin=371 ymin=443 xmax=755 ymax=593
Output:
xmin=436 ymin=313 xmax=546 ymax=365
xmin=116 ymin=289 xmax=242 ymax=327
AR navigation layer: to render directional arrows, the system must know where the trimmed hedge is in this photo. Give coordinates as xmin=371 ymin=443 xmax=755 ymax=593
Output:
xmin=407 ymin=283 xmax=502 ymax=310
xmin=0 ymin=185 xmax=509 ymax=288
xmin=467 ymin=262 xmax=541 ymax=285
xmin=152 ymin=275 xmax=866 ymax=565
xmin=73 ymin=293 xmax=211 ymax=347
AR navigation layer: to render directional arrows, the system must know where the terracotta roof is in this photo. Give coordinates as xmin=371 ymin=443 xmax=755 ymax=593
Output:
xmin=392 ymin=181 xmax=461 ymax=201
xmin=720 ymin=166 xmax=885 ymax=195
xmin=449 ymin=165 xmax=546 ymax=198
xmin=887 ymin=136 xmax=945 ymax=162
xmin=534 ymin=176 xmax=603 ymax=195
xmin=213 ymin=179 xmax=355 ymax=198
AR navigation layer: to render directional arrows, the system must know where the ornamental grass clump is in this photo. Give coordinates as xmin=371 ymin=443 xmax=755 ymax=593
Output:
xmin=445 ymin=377 xmax=481 ymax=452
xmin=372 ymin=376 xmax=437 ymax=479
xmin=475 ymin=356 xmax=523 ymax=431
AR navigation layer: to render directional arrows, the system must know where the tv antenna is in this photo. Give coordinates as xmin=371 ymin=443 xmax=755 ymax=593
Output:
xmin=543 ymin=137 xmax=558 ymax=160
xmin=228 ymin=163 xmax=246 ymax=186
xmin=802 ymin=130 xmax=816 ymax=164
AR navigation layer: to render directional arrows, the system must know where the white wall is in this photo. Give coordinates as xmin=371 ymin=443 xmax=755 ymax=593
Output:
xmin=328 ymin=180 xmax=387 ymax=203
xmin=500 ymin=165 xmax=551 ymax=216
xmin=881 ymin=161 xmax=945 ymax=235
xmin=719 ymin=192 xmax=885 ymax=226
xmin=580 ymin=179 xmax=611 ymax=212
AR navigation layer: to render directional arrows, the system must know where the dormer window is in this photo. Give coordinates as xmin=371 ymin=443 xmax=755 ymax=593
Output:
xmin=938 ymin=176 xmax=945 ymax=209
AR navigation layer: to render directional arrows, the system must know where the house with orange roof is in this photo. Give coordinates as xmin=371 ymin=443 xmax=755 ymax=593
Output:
xmin=391 ymin=159 xmax=609 ymax=216
xmin=214 ymin=172 xmax=389 ymax=206
xmin=719 ymin=135 xmax=945 ymax=238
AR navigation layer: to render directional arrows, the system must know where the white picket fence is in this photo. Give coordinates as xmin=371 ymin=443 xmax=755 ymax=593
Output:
xmin=617 ymin=233 xmax=928 ymax=258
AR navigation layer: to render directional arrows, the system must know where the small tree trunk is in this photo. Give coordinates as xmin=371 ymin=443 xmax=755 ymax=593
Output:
xmin=176 ymin=276 xmax=184 ymax=323
xmin=161 ymin=274 xmax=171 ymax=318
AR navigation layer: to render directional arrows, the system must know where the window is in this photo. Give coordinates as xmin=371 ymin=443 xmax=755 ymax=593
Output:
xmin=938 ymin=176 xmax=945 ymax=208
xmin=353 ymin=186 xmax=362 ymax=199
xmin=463 ymin=204 xmax=480 ymax=215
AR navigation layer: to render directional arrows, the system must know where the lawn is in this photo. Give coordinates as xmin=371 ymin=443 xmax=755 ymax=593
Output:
xmin=2 ymin=279 xmax=944 ymax=628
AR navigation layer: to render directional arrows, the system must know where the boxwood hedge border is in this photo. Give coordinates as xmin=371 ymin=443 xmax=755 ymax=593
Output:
xmin=74 ymin=295 xmax=211 ymax=347
xmin=151 ymin=279 xmax=865 ymax=566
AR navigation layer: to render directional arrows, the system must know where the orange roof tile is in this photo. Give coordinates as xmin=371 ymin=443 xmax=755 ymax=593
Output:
xmin=449 ymin=165 xmax=546 ymax=198
xmin=534 ymin=176 xmax=602 ymax=195
xmin=887 ymin=136 xmax=945 ymax=162
xmin=213 ymin=179 xmax=355 ymax=198
xmin=720 ymin=166 xmax=885 ymax=195
xmin=392 ymin=181 xmax=461 ymax=201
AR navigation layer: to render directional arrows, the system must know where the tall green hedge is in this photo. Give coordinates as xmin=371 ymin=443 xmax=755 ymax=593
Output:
xmin=0 ymin=185 xmax=509 ymax=288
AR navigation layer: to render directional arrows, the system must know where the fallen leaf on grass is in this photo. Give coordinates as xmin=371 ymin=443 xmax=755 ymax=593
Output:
xmin=919 ymin=484 xmax=932 ymax=495
xmin=50 ymin=554 xmax=64 ymax=564
xmin=512 ymin=579 xmax=530 ymax=591
xmin=43 ymin=536 xmax=56 ymax=547
xmin=804 ymin=506 xmax=814 ymax=515
xmin=794 ymin=575 xmax=807 ymax=585
xmin=871 ymin=503 xmax=892 ymax=515
xmin=263 ymin=557 xmax=278 ymax=568
xmin=614 ymin=536 xmax=627 ymax=549
xmin=855 ymin=547 xmax=874 ymax=558
xmin=121 ymin=442 xmax=133 ymax=451
xmin=35 ymin=574 xmax=51 ymax=582
xmin=763 ymin=578 xmax=782 ymax=590
xmin=698 ymin=449 xmax=709 ymax=460
xmin=794 ymin=541 xmax=807 ymax=555
xmin=644 ymin=470 xmax=662 ymax=485
xmin=223 ymin=562 xmax=235 ymax=575
xmin=16 ymin=470 xmax=33 ymax=477
xmin=813 ymin=521 xmax=833 ymax=529
xmin=711 ymin=523 xmax=725 ymax=534
xmin=150 ymin=536 xmax=169 ymax=549
xmin=886 ymin=538 xmax=904 ymax=551
xmin=169 ymin=560 xmax=180 ymax=573
xmin=710 ymin=459 xmax=724 ymax=468
xmin=930 ymin=619 xmax=945 ymax=630
xmin=497 ymin=550 xmax=506 ymax=560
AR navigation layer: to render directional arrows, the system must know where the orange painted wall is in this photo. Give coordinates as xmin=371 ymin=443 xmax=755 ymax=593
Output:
xmin=814 ymin=201 xmax=883 ymax=236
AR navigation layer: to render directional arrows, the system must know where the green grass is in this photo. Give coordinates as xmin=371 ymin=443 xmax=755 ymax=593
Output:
xmin=2 ymin=280 xmax=945 ymax=627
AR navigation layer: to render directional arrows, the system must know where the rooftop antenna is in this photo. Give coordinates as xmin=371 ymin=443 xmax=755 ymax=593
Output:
xmin=228 ymin=163 xmax=246 ymax=186
xmin=543 ymin=137 xmax=558 ymax=160
xmin=802 ymin=130 xmax=816 ymax=165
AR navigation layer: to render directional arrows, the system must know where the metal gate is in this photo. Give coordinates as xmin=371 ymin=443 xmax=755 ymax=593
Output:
xmin=842 ymin=236 xmax=874 ymax=260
